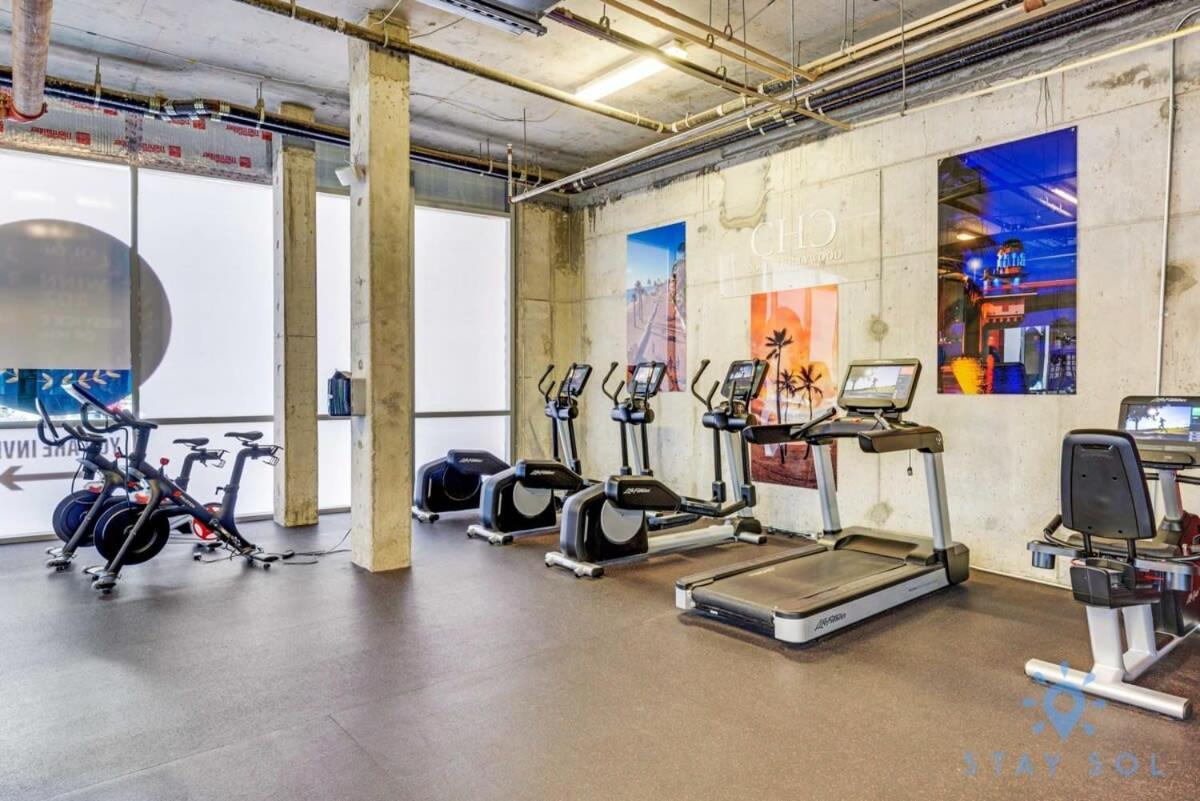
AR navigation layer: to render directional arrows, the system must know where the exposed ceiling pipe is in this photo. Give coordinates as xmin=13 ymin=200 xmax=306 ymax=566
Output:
xmin=1154 ymin=8 xmax=1200 ymax=393
xmin=0 ymin=66 xmax=565 ymax=184
xmin=512 ymin=0 xmax=1159 ymax=202
xmin=626 ymin=0 xmax=814 ymax=79
xmin=547 ymin=8 xmax=849 ymax=130
xmin=7 ymin=0 xmax=54 ymax=122
xmin=804 ymin=0 xmax=1008 ymax=75
xmin=585 ymin=0 xmax=1185 ymax=194
xmin=670 ymin=0 xmax=1083 ymax=133
xmin=596 ymin=0 xmax=793 ymax=83
xmin=515 ymin=0 xmax=1057 ymax=198
xmin=226 ymin=0 xmax=668 ymax=133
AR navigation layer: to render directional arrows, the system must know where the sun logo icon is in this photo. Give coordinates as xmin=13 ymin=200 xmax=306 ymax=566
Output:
xmin=1023 ymin=661 xmax=1106 ymax=741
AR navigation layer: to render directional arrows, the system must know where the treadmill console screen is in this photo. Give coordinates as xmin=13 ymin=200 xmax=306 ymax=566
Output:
xmin=629 ymin=362 xmax=666 ymax=399
xmin=562 ymin=364 xmax=593 ymax=398
xmin=838 ymin=359 xmax=921 ymax=412
xmin=1118 ymin=395 xmax=1200 ymax=466
xmin=722 ymin=360 xmax=768 ymax=402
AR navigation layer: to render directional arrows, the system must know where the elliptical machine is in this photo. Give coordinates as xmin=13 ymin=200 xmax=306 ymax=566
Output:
xmin=546 ymin=359 xmax=769 ymax=578
xmin=1026 ymin=395 xmax=1200 ymax=719
xmin=466 ymin=363 xmax=593 ymax=544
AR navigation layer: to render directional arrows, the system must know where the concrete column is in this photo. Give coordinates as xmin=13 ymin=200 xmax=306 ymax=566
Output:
xmin=272 ymin=102 xmax=319 ymax=528
xmin=348 ymin=23 xmax=413 ymax=571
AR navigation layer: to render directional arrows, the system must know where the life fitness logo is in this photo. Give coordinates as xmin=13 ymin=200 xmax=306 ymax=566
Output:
xmin=749 ymin=210 xmax=842 ymax=265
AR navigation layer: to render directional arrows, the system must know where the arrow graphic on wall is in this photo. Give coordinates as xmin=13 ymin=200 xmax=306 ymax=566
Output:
xmin=0 ymin=466 xmax=76 ymax=491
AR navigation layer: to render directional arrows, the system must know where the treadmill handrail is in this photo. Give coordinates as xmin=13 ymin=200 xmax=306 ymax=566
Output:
xmin=743 ymin=407 xmax=837 ymax=444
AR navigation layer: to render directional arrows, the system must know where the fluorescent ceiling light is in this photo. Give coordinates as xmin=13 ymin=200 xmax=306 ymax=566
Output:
xmin=1050 ymin=187 xmax=1078 ymax=205
xmin=412 ymin=0 xmax=548 ymax=36
xmin=576 ymin=44 xmax=688 ymax=103
xmin=955 ymin=231 xmax=977 ymax=241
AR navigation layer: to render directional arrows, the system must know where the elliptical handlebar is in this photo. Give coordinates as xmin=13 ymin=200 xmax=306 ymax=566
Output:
xmin=537 ymin=363 xmax=557 ymax=403
xmin=689 ymin=359 xmax=718 ymax=411
xmin=601 ymin=361 xmax=626 ymax=406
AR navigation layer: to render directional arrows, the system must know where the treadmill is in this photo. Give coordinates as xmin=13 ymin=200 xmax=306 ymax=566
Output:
xmin=675 ymin=358 xmax=970 ymax=644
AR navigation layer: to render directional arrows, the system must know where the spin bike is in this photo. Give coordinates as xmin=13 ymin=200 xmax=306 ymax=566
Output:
xmin=67 ymin=383 xmax=279 ymax=593
xmin=546 ymin=359 xmax=769 ymax=578
xmin=1026 ymin=395 xmax=1200 ymax=719
xmin=466 ymin=362 xmax=593 ymax=544
xmin=39 ymin=397 xmax=228 ymax=570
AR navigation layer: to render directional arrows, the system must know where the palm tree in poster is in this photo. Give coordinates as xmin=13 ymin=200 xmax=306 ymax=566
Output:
xmin=763 ymin=327 xmax=793 ymax=428
xmin=777 ymin=368 xmax=801 ymax=463
xmin=796 ymin=363 xmax=825 ymax=419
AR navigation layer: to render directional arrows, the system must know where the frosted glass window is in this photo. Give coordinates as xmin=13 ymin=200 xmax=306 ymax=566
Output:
xmin=137 ymin=170 xmax=274 ymax=417
xmin=0 ymin=150 xmax=130 ymax=235
xmin=318 ymin=418 xmax=351 ymax=509
xmin=316 ymin=193 xmax=352 ymax=408
xmin=414 ymin=208 xmax=510 ymax=413
xmin=0 ymin=151 xmax=133 ymax=424
xmin=414 ymin=416 xmax=509 ymax=469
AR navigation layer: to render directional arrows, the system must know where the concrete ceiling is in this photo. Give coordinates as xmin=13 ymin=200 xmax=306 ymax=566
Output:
xmin=0 ymin=0 xmax=963 ymax=173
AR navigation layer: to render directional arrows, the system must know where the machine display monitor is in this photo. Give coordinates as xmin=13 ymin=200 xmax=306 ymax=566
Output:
xmin=562 ymin=364 xmax=593 ymax=397
xmin=629 ymin=362 xmax=666 ymax=399
xmin=1119 ymin=396 xmax=1200 ymax=465
xmin=837 ymin=359 xmax=921 ymax=412
xmin=722 ymin=360 xmax=767 ymax=402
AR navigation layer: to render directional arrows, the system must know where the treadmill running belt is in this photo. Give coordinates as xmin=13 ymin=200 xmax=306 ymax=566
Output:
xmin=691 ymin=549 xmax=906 ymax=624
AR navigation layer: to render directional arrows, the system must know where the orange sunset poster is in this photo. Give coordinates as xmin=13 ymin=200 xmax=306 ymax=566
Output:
xmin=750 ymin=285 xmax=839 ymax=488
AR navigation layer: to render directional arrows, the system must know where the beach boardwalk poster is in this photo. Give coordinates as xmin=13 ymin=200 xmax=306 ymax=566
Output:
xmin=749 ymin=285 xmax=839 ymax=489
xmin=626 ymin=222 xmax=687 ymax=391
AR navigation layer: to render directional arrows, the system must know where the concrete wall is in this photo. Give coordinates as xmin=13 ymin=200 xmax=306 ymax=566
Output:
xmin=554 ymin=38 xmax=1200 ymax=583
xmin=513 ymin=202 xmax=583 ymax=461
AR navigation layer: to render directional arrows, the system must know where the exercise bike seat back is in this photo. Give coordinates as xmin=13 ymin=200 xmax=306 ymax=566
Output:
xmin=1060 ymin=429 xmax=1159 ymax=609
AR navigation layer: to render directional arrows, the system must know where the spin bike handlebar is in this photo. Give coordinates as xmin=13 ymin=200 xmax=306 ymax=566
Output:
xmin=66 ymin=382 xmax=154 ymax=431
xmin=601 ymin=361 xmax=625 ymax=406
xmin=689 ymin=359 xmax=718 ymax=412
xmin=34 ymin=397 xmax=71 ymax=448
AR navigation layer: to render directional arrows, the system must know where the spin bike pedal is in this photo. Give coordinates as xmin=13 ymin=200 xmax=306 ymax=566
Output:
xmin=45 ymin=554 xmax=73 ymax=571
xmin=91 ymin=572 xmax=118 ymax=594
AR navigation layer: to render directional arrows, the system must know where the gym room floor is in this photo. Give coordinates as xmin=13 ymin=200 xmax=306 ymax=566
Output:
xmin=3 ymin=516 xmax=1197 ymax=801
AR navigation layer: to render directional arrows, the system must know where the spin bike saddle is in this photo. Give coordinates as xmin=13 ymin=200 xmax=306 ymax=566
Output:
xmin=173 ymin=437 xmax=210 ymax=448
xmin=225 ymin=431 xmax=263 ymax=443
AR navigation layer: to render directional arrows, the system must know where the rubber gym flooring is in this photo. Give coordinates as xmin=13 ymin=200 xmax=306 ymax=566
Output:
xmin=2 ymin=514 xmax=1198 ymax=801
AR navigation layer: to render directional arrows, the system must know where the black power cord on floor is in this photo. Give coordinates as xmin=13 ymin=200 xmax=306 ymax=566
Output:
xmin=267 ymin=529 xmax=353 ymax=565
xmin=180 ymin=529 xmax=352 ymax=566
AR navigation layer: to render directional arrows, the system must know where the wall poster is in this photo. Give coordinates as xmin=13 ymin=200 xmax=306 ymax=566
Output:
xmin=749 ymin=285 xmax=838 ymax=489
xmin=626 ymin=222 xmax=687 ymax=391
xmin=936 ymin=128 xmax=1078 ymax=395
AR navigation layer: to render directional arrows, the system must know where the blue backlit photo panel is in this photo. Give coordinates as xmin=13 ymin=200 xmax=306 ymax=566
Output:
xmin=936 ymin=128 xmax=1077 ymax=395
